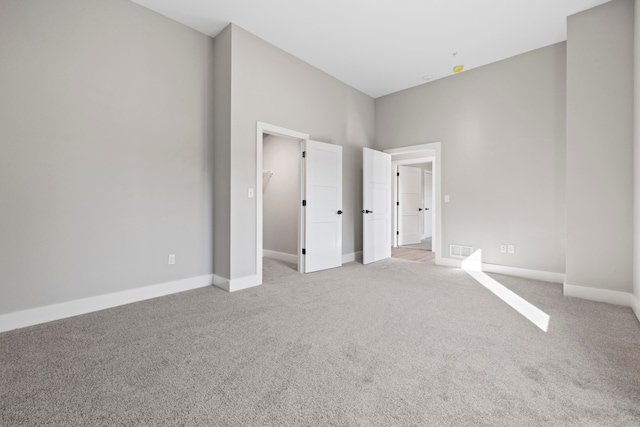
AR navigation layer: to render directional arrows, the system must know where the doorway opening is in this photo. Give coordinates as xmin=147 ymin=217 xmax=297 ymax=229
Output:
xmin=393 ymin=162 xmax=435 ymax=263
xmin=262 ymin=134 xmax=303 ymax=270
xmin=385 ymin=143 xmax=442 ymax=265
xmin=397 ymin=162 xmax=433 ymax=248
xmin=256 ymin=122 xmax=344 ymax=283
xmin=256 ymin=122 xmax=309 ymax=284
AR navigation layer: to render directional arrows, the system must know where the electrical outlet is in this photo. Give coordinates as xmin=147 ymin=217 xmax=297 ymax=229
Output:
xmin=500 ymin=245 xmax=507 ymax=254
xmin=507 ymin=245 xmax=515 ymax=254
xmin=168 ymin=254 xmax=176 ymax=265
xmin=248 ymin=188 xmax=254 ymax=198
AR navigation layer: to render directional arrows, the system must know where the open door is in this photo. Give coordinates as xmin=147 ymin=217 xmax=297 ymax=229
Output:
xmin=362 ymin=148 xmax=391 ymax=264
xmin=303 ymin=140 xmax=343 ymax=273
xmin=423 ymin=171 xmax=433 ymax=238
xmin=398 ymin=165 xmax=422 ymax=245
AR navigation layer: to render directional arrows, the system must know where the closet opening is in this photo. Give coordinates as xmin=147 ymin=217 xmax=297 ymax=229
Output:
xmin=259 ymin=129 xmax=305 ymax=275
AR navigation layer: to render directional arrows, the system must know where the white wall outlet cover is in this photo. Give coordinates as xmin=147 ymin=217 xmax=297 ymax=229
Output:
xmin=500 ymin=245 xmax=507 ymax=253
xmin=507 ymin=245 xmax=515 ymax=254
xmin=168 ymin=254 xmax=176 ymax=265
xmin=444 ymin=195 xmax=450 ymax=203
xmin=248 ymin=188 xmax=254 ymax=198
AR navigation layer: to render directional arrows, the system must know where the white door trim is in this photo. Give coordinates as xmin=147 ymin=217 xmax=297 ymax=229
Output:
xmin=256 ymin=122 xmax=309 ymax=284
xmin=392 ymin=157 xmax=434 ymax=165
xmin=385 ymin=142 xmax=442 ymax=266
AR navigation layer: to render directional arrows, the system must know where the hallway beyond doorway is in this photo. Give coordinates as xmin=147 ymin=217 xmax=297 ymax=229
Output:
xmin=392 ymin=245 xmax=435 ymax=264
xmin=400 ymin=237 xmax=432 ymax=251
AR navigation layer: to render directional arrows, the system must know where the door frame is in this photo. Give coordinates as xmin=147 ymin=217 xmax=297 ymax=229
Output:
xmin=385 ymin=142 xmax=442 ymax=265
xmin=256 ymin=122 xmax=309 ymax=284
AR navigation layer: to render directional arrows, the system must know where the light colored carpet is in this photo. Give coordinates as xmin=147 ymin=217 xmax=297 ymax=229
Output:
xmin=1 ymin=257 xmax=639 ymax=425
xmin=401 ymin=237 xmax=432 ymax=251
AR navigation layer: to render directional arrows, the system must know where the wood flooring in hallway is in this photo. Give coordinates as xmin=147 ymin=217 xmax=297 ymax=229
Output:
xmin=391 ymin=246 xmax=435 ymax=263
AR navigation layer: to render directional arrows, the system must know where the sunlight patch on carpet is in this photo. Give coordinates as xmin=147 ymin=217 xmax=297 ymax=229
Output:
xmin=462 ymin=250 xmax=550 ymax=332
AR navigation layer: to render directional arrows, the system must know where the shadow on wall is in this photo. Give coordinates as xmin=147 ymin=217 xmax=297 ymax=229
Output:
xmin=262 ymin=170 xmax=274 ymax=191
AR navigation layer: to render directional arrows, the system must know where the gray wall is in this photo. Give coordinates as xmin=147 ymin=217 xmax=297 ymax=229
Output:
xmin=376 ymin=43 xmax=567 ymax=273
xmin=263 ymin=135 xmax=300 ymax=255
xmin=635 ymin=0 xmax=640 ymax=309
xmin=0 ymin=0 xmax=215 ymax=314
xmin=3 ymin=1 xmax=635 ymax=317
xmin=566 ymin=0 xmax=634 ymax=293
xmin=226 ymin=25 xmax=375 ymax=280
xmin=212 ymin=25 xmax=232 ymax=279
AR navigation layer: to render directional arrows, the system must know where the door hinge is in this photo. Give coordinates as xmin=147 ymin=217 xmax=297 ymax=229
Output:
xmin=397 ymin=172 xmax=400 ymax=176
xmin=302 ymin=200 xmax=306 ymax=207
xmin=396 ymin=231 xmax=399 ymax=235
xmin=302 ymin=151 xmax=306 ymax=158
xmin=302 ymin=248 xmax=306 ymax=255
xmin=396 ymin=201 xmax=399 ymax=206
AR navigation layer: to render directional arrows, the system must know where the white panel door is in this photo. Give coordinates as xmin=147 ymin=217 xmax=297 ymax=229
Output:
xmin=423 ymin=171 xmax=433 ymax=238
xmin=362 ymin=148 xmax=391 ymax=264
xmin=399 ymin=165 xmax=422 ymax=245
xmin=304 ymin=140 xmax=342 ymax=273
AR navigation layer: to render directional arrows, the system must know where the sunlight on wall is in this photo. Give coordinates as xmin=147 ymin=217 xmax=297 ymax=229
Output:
xmin=462 ymin=250 xmax=550 ymax=332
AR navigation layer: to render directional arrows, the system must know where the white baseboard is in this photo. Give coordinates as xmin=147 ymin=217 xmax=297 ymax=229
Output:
xmin=435 ymin=257 xmax=565 ymax=284
xmin=229 ymin=274 xmax=261 ymax=292
xmin=212 ymin=274 xmax=230 ymax=291
xmin=0 ymin=274 xmax=214 ymax=333
xmin=563 ymin=283 xmax=634 ymax=307
xmin=632 ymin=294 xmax=640 ymax=323
xmin=482 ymin=264 xmax=565 ymax=284
xmin=213 ymin=274 xmax=261 ymax=292
xmin=342 ymin=251 xmax=362 ymax=263
xmin=438 ymin=255 xmax=635 ymax=310
xmin=436 ymin=256 xmax=461 ymax=268
xmin=263 ymin=250 xmax=361 ymax=266
xmin=263 ymin=250 xmax=297 ymax=264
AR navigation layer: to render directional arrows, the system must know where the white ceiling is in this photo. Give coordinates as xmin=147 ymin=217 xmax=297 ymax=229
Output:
xmin=131 ymin=0 xmax=610 ymax=98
